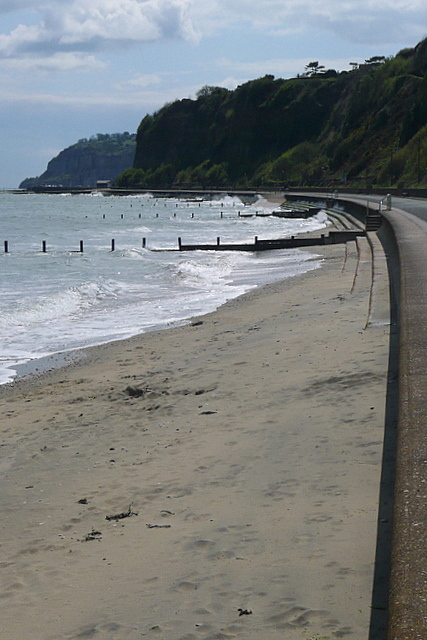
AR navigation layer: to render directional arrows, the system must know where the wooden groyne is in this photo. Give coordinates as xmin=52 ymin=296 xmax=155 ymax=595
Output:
xmin=177 ymin=229 xmax=364 ymax=252
xmin=1 ymin=230 xmax=364 ymax=255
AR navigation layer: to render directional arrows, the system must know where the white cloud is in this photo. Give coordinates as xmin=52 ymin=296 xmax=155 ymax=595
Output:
xmin=114 ymin=73 xmax=163 ymax=90
xmin=0 ymin=89 xmax=158 ymax=107
xmin=0 ymin=0 xmax=199 ymax=65
xmin=0 ymin=0 xmax=425 ymax=71
xmin=0 ymin=51 xmax=106 ymax=71
xmin=58 ymin=0 xmax=199 ymax=45
xmin=194 ymin=0 xmax=427 ymax=23
xmin=0 ymin=81 xmax=199 ymax=109
xmin=193 ymin=0 xmax=427 ymax=44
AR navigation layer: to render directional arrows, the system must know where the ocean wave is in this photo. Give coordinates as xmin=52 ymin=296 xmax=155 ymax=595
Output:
xmin=171 ymin=252 xmax=248 ymax=288
xmin=211 ymin=194 xmax=244 ymax=206
xmin=0 ymin=278 xmax=126 ymax=328
xmin=0 ymin=192 xmax=327 ymax=384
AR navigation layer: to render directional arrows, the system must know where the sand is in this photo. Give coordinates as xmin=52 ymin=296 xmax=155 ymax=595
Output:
xmin=0 ymin=240 xmax=390 ymax=640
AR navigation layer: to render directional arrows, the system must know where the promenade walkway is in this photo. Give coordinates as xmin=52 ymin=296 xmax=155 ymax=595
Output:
xmin=380 ymin=202 xmax=427 ymax=640
xmin=288 ymin=192 xmax=427 ymax=640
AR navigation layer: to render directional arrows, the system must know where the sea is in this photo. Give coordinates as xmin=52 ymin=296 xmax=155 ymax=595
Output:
xmin=0 ymin=191 xmax=329 ymax=385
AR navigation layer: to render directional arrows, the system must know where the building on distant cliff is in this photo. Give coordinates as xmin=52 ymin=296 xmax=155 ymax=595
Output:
xmin=96 ymin=180 xmax=111 ymax=189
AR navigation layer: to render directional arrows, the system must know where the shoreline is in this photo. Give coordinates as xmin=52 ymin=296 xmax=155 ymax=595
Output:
xmin=1 ymin=251 xmax=323 ymax=392
xmin=0 ymin=242 xmax=390 ymax=639
xmin=0 ymin=190 xmax=330 ymax=388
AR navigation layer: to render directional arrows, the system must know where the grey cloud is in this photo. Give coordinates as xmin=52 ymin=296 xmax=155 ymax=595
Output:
xmin=0 ymin=0 xmax=199 ymax=62
xmin=195 ymin=0 xmax=427 ymax=46
xmin=304 ymin=7 xmax=427 ymax=46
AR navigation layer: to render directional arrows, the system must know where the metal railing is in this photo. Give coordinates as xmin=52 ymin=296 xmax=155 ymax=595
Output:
xmin=379 ymin=194 xmax=392 ymax=211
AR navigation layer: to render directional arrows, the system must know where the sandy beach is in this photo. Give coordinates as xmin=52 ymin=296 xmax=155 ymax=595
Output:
xmin=0 ymin=239 xmax=390 ymax=640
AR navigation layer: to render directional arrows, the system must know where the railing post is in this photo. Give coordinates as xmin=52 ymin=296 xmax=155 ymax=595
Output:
xmin=378 ymin=194 xmax=391 ymax=212
xmin=4 ymin=240 xmax=8 ymax=253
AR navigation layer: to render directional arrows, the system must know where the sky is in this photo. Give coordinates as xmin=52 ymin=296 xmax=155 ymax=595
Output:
xmin=0 ymin=0 xmax=426 ymax=187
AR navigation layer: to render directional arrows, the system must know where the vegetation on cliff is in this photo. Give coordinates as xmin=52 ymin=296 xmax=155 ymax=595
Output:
xmin=20 ymin=133 xmax=136 ymax=189
xmin=116 ymin=38 xmax=427 ymax=190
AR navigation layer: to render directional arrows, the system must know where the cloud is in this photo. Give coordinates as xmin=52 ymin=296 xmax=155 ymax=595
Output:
xmin=1 ymin=0 xmax=425 ymax=72
xmin=0 ymin=88 xmax=161 ymax=107
xmin=114 ymin=72 xmax=163 ymax=91
xmin=0 ymin=1 xmax=37 ymax=13
xmin=0 ymin=80 xmax=199 ymax=109
xmin=0 ymin=0 xmax=199 ymax=66
xmin=0 ymin=51 xmax=106 ymax=72
xmin=0 ymin=53 xmax=107 ymax=72
xmin=193 ymin=0 xmax=427 ymax=44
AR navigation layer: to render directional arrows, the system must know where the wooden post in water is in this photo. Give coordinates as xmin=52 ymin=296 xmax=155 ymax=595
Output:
xmin=142 ymin=237 xmax=146 ymax=248
xmin=178 ymin=237 xmax=182 ymax=250
xmin=217 ymin=237 xmax=220 ymax=246
xmin=80 ymin=240 xmax=84 ymax=253
xmin=4 ymin=240 xmax=8 ymax=253
xmin=111 ymin=239 xmax=115 ymax=252
xmin=42 ymin=240 xmax=47 ymax=253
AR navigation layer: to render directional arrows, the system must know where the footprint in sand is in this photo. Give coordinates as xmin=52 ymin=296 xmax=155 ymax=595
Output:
xmin=175 ymin=581 xmax=199 ymax=591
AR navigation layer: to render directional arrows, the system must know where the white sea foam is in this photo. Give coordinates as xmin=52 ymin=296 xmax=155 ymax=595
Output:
xmin=0 ymin=192 xmax=328 ymax=383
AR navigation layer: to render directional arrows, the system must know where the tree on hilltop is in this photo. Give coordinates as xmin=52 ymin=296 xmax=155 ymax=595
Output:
xmin=304 ymin=61 xmax=325 ymax=76
xmin=365 ymin=56 xmax=386 ymax=65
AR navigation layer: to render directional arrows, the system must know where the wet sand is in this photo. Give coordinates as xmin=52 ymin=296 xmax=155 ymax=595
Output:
xmin=0 ymin=240 xmax=389 ymax=640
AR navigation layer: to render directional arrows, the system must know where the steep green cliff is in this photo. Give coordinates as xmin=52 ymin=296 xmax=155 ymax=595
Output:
xmin=20 ymin=133 xmax=136 ymax=189
xmin=118 ymin=38 xmax=427 ymax=190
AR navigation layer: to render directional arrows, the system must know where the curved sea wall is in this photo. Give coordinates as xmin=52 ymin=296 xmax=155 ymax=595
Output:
xmin=288 ymin=191 xmax=427 ymax=639
xmin=380 ymin=205 xmax=427 ymax=640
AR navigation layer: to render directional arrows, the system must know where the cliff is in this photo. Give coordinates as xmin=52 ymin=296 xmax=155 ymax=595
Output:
xmin=20 ymin=133 xmax=136 ymax=189
xmin=116 ymin=37 xmax=427 ymax=190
